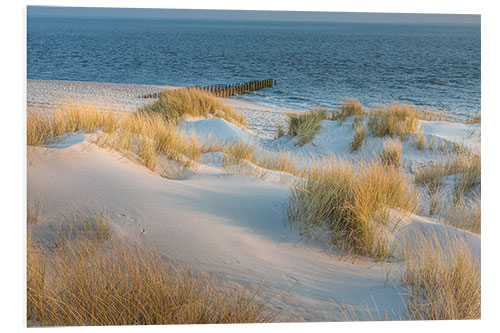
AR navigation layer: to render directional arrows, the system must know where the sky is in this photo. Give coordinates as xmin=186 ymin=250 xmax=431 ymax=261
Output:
xmin=27 ymin=6 xmax=480 ymax=24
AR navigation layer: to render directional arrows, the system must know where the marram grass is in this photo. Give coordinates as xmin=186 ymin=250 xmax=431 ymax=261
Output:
xmin=286 ymin=158 xmax=418 ymax=259
xmin=27 ymin=212 xmax=272 ymax=326
xmin=379 ymin=138 xmax=402 ymax=167
xmin=286 ymin=108 xmax=326 ymax=146
xmin=139 ymin=88 xmax=246 ymax=128
xmin=400 ymin=231 xmax=480 ymax=320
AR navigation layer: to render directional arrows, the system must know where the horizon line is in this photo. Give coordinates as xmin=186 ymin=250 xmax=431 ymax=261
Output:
xmin=27 ymin=6 xmax=481 ymax=25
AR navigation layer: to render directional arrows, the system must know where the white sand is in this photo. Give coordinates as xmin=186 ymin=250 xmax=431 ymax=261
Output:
xmin=27 ymin=79 xmax=481 ymax=321
xmin=27 ymin=79 xmax=172 ymax=112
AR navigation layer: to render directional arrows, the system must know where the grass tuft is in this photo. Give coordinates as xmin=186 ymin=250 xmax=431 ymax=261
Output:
xmin=416 ymin=131 xmax=425 ymax=151
xmin=379 ymin=139 xmax=402 ymax=167
xmin=287 ymin=109 xmax=326 ymax=146
xmin=350 ymin=125 xmax=367 ymax=153
xmin=367 ymin=103 xmax=421 ymax=139
xmin=454 ymin=154 xmax=481 ymax=201
xmin=415 ymin=164 xmax=447 ymax=197
xmin=27 ymin=101 xmax=117 ymax=146
xmin=286 ymin=159 xmax=417 ymax=259
xmin=439 ymin=196 xmax=481 ymax=234
xmin=401 ymin=231 xmax=480 ymax=320
xmin=28 ymin=102 xmax=206 ymax=173
xmin=333 ymin=98 xmax=364 ymax=124
xmin=466 ymin=113 xmax=481 ymax=124
xmin=275 ymin=124 xmax=286 ymax=139
xmin=139 ymin=88 xmax=246 ymax=127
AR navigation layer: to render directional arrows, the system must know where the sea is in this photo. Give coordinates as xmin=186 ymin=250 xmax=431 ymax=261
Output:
xmin=27 ymin=16 xmax=481 ymax=117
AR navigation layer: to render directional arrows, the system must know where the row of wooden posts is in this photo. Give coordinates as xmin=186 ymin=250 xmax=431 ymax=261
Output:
xmin=139 ymin=78 xmax=276 ymax=99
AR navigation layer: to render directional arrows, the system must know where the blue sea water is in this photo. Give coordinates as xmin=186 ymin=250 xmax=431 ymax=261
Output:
xmin=27 ymin=17 xmax=480 ymax=117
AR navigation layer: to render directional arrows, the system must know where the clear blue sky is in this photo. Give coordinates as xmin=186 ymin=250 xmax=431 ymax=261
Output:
xmin=27 ymin=6 xmax=480 ymax=24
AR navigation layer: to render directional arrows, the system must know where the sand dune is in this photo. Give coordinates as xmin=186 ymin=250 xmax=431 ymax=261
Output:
xmin=28 ymin=136 xmax=409 ymax=321
xmin=27 ymin=79 xmax=481 ymax=322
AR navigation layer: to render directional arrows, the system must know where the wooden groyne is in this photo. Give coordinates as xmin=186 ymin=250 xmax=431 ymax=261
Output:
xmin=139 ymin=78 xmax=276 ymax=99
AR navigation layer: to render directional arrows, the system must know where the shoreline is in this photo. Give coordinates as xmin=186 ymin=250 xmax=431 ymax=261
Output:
xmin=27 ymin=78 xmax=290 ymax=112
xmin=27 ymin=79 xmax=292 ymax=138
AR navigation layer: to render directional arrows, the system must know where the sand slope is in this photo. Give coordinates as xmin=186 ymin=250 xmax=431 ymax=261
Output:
xmin=28 ymin=136 xmax=409 ymax=321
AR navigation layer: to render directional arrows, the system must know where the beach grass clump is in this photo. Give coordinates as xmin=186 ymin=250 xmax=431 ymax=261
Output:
xmin=27 ymin=230 xmax=47 ymax=325
xmin=367 ymin=103 xmax=421 ymax=139
xmin=27 ymin=101 xmax=207 ymax=172
xmin=352 ymin=114 xmax=364 ymax=129
xmin=439 ymin=196 xmax=481 ymax=234
xmin=139 ymin=88 xmax=246 ymax=128
xmin=222 ymin=141 xmax=258 ymax=164
xmin=220 ymin=143 xmax=300 ymax=177
xmin=350 ymin=124 xmax=367 ymax=152
xmin=454 ymin=154 xmax=481 ymax=201
xmin=286 ymin=159 xmax=418 ymax=259
xmin=332 ymin=98 xmax=364 ymax=124
xmin=466 ymin=113 xmax=481 ymax=124
xmin=275 ymin=124 xmax=286 ymax=139
xmin=258 ymin=151 xmax=300 ymax=176
xmin=287 ymin=109 xmax=326 ymax=146
xmin=79 ymin=211 xmax=112 ymax=242
xmin=95 ymin=112 xmax=204 ymax=171
xmin=52 ymin=210 xmax=114 ymax=250
xmin=27 ymin=101 xmax=117 ymax=146
xmin=416 ymin=131 xmax=426 ymax=151
xmin=27 ymin=214 xmax=270 ymax=326
xmin=414 ymin=160 xmax=453 ymax=196
xmin=401 ymin=231 xmax=480 ymax=320
xmin=414 ymin=153 xmax=481 ymax=215
xmin=379 ymin=139 xmax=402 ymax=167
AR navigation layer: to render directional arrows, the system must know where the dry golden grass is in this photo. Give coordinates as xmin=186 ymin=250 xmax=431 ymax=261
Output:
xmin=466 ymin=113 xmax=481 ymax=124
xmin=95 ymin=112 xmax=205 ymax=172
xmin=27 ymin=101 xmax=205 ymax=173
xmin=27 ymin=101 xmax=117 ymax=146
xmin=380 ymin=139 xmax=402 ymax=168
xmin=286 ymin=159 xmax=418 ymax=259
xmin=352 ymin=114 xmax=364 ymax=129
xmin=140 ymin=88 xmax=246 ymax=128
xmin=350 ymin=125 xmax=367 ymax=152
xmin=414 ymin=164 xmax=448 ymax=197
xmin=439 ymin=196 xmax=481 ymax=234
xmin=367 ymin=103 xmax=422 ymax=139
xmin=27 ymin=213 xmax=271 ymax=326
xmin=210 ymin=140 xmax=300 ymax=177
xmin=264 ymin=151 xmax=300 ymax=176
xmin=286 ymin=109 xmax=326 ymax=146
xmin=334 ymin=231 xmax=480 ymax=321
xmin=415 ymin=153 xmax=481 ymax=218
xmin=416 ymin=131 xmax=426 ymax=151
xmin=454 ymin=154 xmax=481 ymax=201
xmin=333 ymin=98 xmax=365 ymax=124
xmin=27 ymin=100 xmax=302 ymax=179
xmin=415 ymin=153 xmax=479 ymax=191
xmin=222 ymin=141 xmax=258 ymax=163
xmin=401 ymin=231 xmax=480 ymax=320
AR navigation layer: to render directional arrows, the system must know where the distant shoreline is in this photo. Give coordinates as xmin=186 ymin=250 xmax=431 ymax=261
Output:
xmin=26 ymin=79 xmax=291 ymax=138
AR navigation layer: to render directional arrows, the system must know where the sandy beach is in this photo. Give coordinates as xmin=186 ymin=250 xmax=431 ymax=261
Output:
xmin=26 ymin=79 xmax=481 ymax=322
